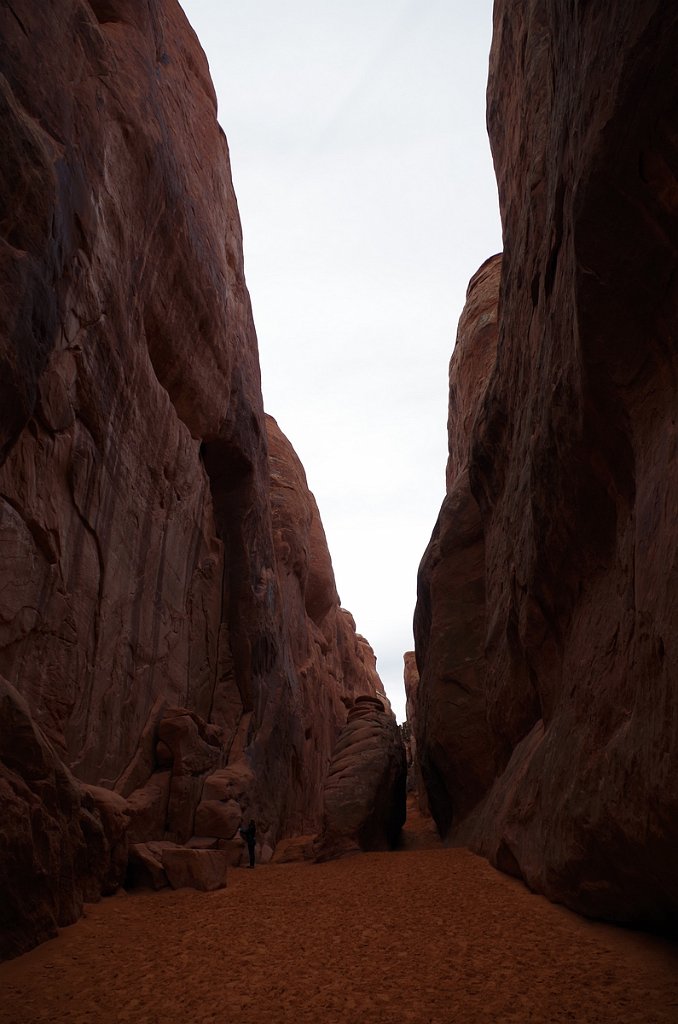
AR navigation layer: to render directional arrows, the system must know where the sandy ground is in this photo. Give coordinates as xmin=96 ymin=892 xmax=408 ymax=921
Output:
xmin=2 ymin=810 xmax=677 ymax=1024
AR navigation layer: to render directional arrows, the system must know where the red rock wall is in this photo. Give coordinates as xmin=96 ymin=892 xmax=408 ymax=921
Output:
xmin=414 ymin=2 xmax=678 ymax=928
xmin=0 ymin=0 xmax=386 ymax=957
xmin=413 ymin=256 xmax=500 ymax=833
xmin=0 ymin=0 xmax=252 ymax=787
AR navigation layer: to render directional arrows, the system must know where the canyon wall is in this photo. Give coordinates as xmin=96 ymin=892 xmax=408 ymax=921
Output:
xmin=414 ymin=1 xmax=678 ymax=928
xmin=0 ymin=0 xmax=389 ymax=958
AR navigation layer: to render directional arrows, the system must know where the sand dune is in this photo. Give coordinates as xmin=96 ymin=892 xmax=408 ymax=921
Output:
xmin=2 ymin=818 xmax=677 ymax=1024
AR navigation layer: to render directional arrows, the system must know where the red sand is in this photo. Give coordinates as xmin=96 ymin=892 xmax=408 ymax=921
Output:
xmin=2 ymin=817 xmax=676 ymax=1024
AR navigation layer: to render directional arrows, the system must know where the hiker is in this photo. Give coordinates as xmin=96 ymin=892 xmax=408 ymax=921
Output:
xmin=239 ymin=819 xmax=256 ymax=868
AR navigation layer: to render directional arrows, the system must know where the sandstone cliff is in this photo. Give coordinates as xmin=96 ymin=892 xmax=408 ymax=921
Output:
xmin=0 ymin=0 xmax=388 ymax=959
xmin=414 ymin=256 xmax=500 ymax=836
xmin=414 ymin=2 xmax=678 ymax=928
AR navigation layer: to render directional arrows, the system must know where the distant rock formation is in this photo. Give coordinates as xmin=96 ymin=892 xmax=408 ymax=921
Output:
xmin=0 ymin=0 xmax=389 ymax=959
xmin=402 ymin=651 xmax=428 ymax=814
xmin=314 ymin=696 xmax=407 ymax=860
xmin=413 ymin=1 xmax=678 ymax=929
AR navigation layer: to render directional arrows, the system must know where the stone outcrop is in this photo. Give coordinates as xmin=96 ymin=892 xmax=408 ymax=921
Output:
xmin=314 ymin=696 xmax=407 ymax=861
xmin=0 ymin=0 xmax=386 ymax=959
xmin=414 ymin=2 xmax=678 ymax=929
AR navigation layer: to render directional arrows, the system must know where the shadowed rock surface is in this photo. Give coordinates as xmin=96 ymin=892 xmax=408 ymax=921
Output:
xmin=0 ymin=677 xmax=122 ymax=959
xmin=0 ymin=0 xmax=388 ymax=958
xmin=414 ymin=2 xmax=678 ymax=927
xmin=403 ymin=652 xmax=428 ymax=815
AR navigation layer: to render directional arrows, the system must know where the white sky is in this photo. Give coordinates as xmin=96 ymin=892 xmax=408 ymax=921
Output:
xmin=179 ymin=0 xmax=502 ymax=722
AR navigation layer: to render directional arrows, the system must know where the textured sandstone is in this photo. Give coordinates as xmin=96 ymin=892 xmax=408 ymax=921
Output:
xmin=314 ymin=697 xmax=407 ymax=861
xmin=0 ymin=0 xmax=386 ymax=958
xmin=414 ymin=3 xmax=678 ymax=927
xmin=161 ymin=848 xmax=228 ymax=891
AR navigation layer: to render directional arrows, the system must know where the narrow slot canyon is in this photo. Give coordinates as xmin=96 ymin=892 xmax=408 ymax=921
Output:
xmin=1 ymin=1 xmax=677 ymax=1021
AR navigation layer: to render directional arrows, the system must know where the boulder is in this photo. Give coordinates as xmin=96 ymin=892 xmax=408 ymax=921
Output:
xmin=271 ymin=836 xmax=316 ymax=864
xmin=216 ymin=836 xmax=248 ymax=868
xmin=202 ymin=764 xmax=254 ymax=805
xmin=161 ymin=848 xmax=228 ymax=892
xmin=194 ymin=799 xmax=242 ymax=840
xmin=259 ymin=843 xmax=274 ymax=865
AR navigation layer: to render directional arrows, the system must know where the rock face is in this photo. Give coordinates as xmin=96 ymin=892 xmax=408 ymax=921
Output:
xmin=314 ymin=696 xmax=407 ymax=861
xmin=414 ymin=256 xmax=501 ymax=836
xmin=414 ymin=3 xmax=678 ymax=928
xmin=0 ymin=0 xmax=386 ymax=958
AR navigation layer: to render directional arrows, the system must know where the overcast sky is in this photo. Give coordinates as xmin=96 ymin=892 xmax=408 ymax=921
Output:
xmin=179 ymin=0 xmax=502 ymax=721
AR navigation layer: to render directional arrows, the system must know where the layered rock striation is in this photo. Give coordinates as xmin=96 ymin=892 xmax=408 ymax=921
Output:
xmin=0 ymin=0 xmax=389 ymax=958
xmin=414 ymin=2 xmax=678 ymax=928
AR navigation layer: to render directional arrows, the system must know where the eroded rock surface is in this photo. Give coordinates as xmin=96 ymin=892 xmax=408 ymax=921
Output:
xmin=0 ymin=1 xmax=385 ymax=958
xmin=314 ymin=696 xmax=407 ymax=861
xmin=414 ymin=3 xmax=678 ymax=927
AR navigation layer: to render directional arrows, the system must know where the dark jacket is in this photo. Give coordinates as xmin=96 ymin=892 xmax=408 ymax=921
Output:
xmin=240 ymin=821 xmax=256 ymax=846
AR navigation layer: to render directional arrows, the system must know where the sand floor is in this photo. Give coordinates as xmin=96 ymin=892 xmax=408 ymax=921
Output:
xmin=2 ymin=817 xmax=677 ymax=1024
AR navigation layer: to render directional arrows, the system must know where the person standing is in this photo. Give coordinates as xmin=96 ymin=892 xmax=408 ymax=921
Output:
xmin=239 ymin=819 xmax=256 ymax=868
